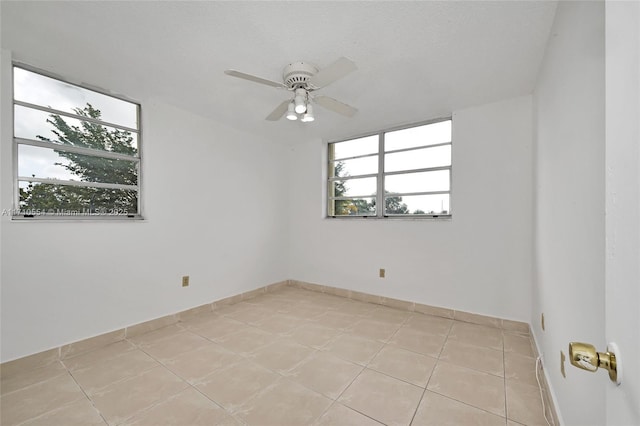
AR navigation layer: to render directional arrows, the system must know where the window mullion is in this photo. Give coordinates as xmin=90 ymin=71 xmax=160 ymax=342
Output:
xmin=16 ymin=138 xmax=140 ymax=162
xmin=377 ymin=132 xmax=385 ymax=218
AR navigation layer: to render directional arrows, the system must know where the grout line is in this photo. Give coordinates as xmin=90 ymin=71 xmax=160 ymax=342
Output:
xmin=408 ymin=317 xmax=455 ymax=425
xmin=188 ymin=383 xmax=248 ymax=426
xmin=418 ymin=388 xmax=509 ymax=422
xmin=64 ymin=369 xmax=110 ymax=426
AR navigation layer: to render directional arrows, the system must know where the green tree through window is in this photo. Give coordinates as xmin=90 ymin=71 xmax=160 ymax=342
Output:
xmin=19 ymin=104 xmax=138 ymax=214
xmin=332 ymin=160 xmax=412 ymax=215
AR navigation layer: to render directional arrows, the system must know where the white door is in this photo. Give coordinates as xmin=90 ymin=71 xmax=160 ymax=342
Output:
xmin=605 ymin=2 xmax=640 ymax=424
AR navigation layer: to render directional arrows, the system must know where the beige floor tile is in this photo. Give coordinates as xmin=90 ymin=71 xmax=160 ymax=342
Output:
xmin=439 ymin=340 xmax=504 ymax=377
xmin=0 ymin=361 xmax=67 ymax=395
xmin=236 ymin=378 xmax=332 ymax=426
xmin=214 ymin=325 xmax=276 ymax=355
xmin=288 ymin=351 xmax=364 ymax=399
xmin=414 ymin=303 xmax=455 ymax=319
xmin=413 ymin=391 xmax=507 ymax=426
xmin=63 ymin=340 xmax=137 ymax=371
xmin=287 ymin=323 xmax=342 ymax=349
xmin=506 ymin=380 xmax=547 ymax=426
xmin=122 ymin=387 xmax=239 ymax=426
xmin=323 ymin=334 xmax=385 ymax=365
xmin=340 ymin=301 xmax=379 ymax=316
xmin=505 ymin=352 xmax=537 ymax=386
xmin=126 ymin=315 xmax=179 ymax=339
xmin=447 ymin=322 xmax=504 ymax=351
xmin=282 ymin=303 xmax=328 ymax=319
xmin=403 ymin=314 xmax=453 ymax=336
xmin=368 ymin=345 xmax=436 ymax=387
xmin=61 ymin=329 xmax=125 ymax=360
xmin=137 ymin=331 xmax=211 ymax=362
xmin=223 ymin=304 xmax=275 ymax=324
xmin=454 ymin=311 xmax=502 ymax=329
xmin=315 ymin=311 xmax=361 ymax=330
xmin=339 ymin=368 xmax=423 ymax=426
xmin=502 ymin=319 xmax=530 ymax=335
xmin=179 ymin=311 xmax=222 ymax=328
xmin=389 ymin=327 xmax=447 ymax=358
xmin=127 ymin=324 xmax=185 ymax=346
xmin=368 ymin=307 xmax=412 ymax=325
xmin=253 ymin=314 xmax=302 ymax=334
xmin=321 ymin=298 xmax=357 ymax=311
xmin=179 ymin=304 xmax=215 ymax=322
xmin=19 ymin=397 xmax=106 ymax=426
xmin=0 ymin=373 xmax=85 ymax=426
xmin=427 ymin=361 xmax=506 ymax=417
xmin=184 ymin=315 xmax=247 ymax=341
xmin=214 ymin=301 xmax=254 ymax=316
xmin=348 ymin=319 xmax=401 ymax=342
xmin=196 ymin=358 xmax=280 ymax=412
xmin=0 ymin=348 xmax=60 ymax=379
xmin=90 ymin=366 xmax=189 ymax=425
xmin=504 ymin=333 xmax=535 ymax=358
xmin=507 ymin=421 xmax=526 ymax=426
xmin=163 ymin=342 xmax=238 ymax=383
xmin=71 ymin=349 xmax=160 ymax=394
xmin=248 ymin=338 xmax=315 ymax=373
xmin=315 ymin=403 xmax=383 ymax=425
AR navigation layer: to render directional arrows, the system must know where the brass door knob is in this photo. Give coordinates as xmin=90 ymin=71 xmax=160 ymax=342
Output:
xmin=568 ymin=342 xmax=618 ymax=383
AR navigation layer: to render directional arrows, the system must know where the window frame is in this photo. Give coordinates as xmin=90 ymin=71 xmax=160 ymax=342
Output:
xmin=11 ymin=63 xmax=143 ymax=220
xmin=327 ymin=117 xmax=452 ymax=219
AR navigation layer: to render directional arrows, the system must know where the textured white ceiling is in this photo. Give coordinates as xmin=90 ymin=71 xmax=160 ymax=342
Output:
xmin=1 ymin=1 xmax=557 ymax=145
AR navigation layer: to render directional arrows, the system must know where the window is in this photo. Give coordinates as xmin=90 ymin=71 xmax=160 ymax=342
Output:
xmin=328 ymin=118 xmax=451 ymax=218
xmin=12 ymin=65 xmax=141 ymax=219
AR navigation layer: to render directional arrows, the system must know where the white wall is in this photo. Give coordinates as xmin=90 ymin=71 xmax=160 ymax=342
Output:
xmin=532 ymin=2 xmax=605 ymax=425
xmin=0 ymin=51 xmax=289 ymax=362
xmin=287 ymin=95 xmax=533 ymax=322
xmin=605 ymin=1 xmax=640 ymax=424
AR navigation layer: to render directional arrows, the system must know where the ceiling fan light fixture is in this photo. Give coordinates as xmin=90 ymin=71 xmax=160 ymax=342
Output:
xmin=301 ymin=104 xmax=315 ymax=122
xmin=294 ymin=88 xmax=307 ymax=114
xmin=224 ymin=57 xmax=358 ymax=122
xmin=286 ymin=102 xmax=297 ymax=120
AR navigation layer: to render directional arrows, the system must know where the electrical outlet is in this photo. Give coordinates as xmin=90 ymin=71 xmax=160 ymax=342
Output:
xmin=541 ymin=313 xmax=545 ymax=331
xmin=379 ymin=268 xmax=385 ymax=278
xmin=182 ymin=276 xmax=189 ymax=287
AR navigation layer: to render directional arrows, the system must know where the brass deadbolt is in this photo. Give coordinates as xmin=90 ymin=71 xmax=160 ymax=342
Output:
xmin=568 ymin=342 xmax=618 ymax=383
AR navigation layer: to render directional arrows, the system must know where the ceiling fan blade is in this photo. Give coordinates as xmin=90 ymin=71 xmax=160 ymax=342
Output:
xmin=224 ymin=69 xmax=286 ymax=89
xmin=314 ymin=95 xmax=358 ymax=117
xmin=265 ymin=99 xmax=291 ymax=121
xmin=307 ymin=57 xmax=357 ymax=89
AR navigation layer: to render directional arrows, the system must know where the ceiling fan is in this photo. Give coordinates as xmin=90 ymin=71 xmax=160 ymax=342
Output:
xmin=224 ymin=57 xmax=358 ymax=122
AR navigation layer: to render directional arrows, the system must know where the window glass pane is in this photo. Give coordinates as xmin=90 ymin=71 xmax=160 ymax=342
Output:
xmin=331 ymin=198 xmax=376 ymax=216
xmin=330 ymin=176 xmax=376 ymax=198
xmin=13 ymin=67 xmax=138 ymax=129
xmin=18 ymin=181 xmax=137 ymax=214
xmin=384 ymin=194 xmax=450 ymax=215
xmin=331 ymin=135 xmax=378 ymax=160
xmin=14 ymin=105 xmax=139 ymax=155
xmin=385 ymin=145 xmax=451 ymax=173
xmin=385 ymin=120 xmax=451 ymax=151
xmin=385 ymin=170 xmax=450 ymax=194
xmin=330 ymin=156 xmax=378 ymax=178
xmin=18 ymin=144 xmax=138 ymax=186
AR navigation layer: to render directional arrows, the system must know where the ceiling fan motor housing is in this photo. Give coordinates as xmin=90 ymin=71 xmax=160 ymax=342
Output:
xmin=283 ymin=62 xmax=318 ymax=89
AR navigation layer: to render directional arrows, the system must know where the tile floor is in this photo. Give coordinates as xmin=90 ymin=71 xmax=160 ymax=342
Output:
xmin=0 ymin=287 xmax=550 ymax=426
